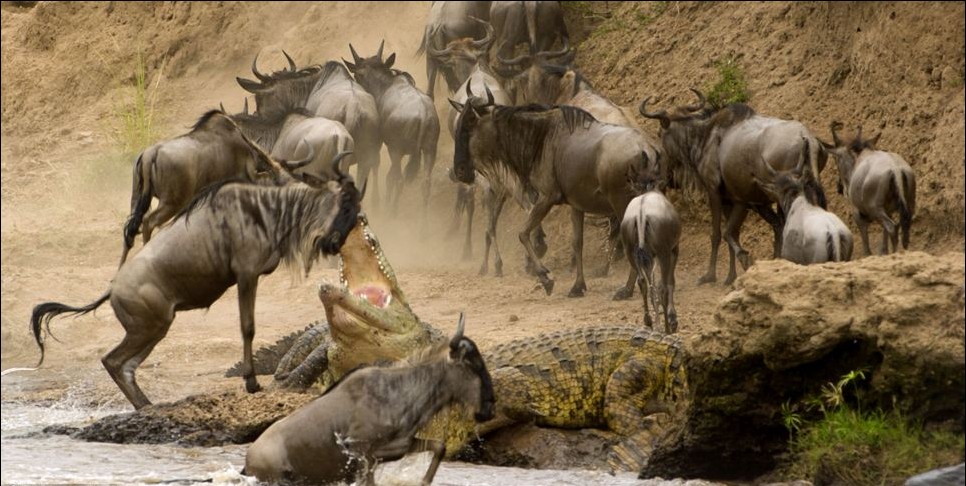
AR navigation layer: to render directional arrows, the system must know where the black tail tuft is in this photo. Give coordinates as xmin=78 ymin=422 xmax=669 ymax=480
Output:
xmin=898 ymin=172 xmax=912 ymax=249
xmin=404 ymin=152 xmax=422 ymax=183
xmin=123 ymin=154 xmax=151 ymax=249
xmin=826 ymin=232 xmax=836 ymax=262
xmin=30 ymin=291 xmax=111 ymax=367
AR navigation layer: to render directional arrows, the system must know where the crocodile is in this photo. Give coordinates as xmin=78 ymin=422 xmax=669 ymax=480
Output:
xmin=240 ymin=213 xmax=690 ymax=471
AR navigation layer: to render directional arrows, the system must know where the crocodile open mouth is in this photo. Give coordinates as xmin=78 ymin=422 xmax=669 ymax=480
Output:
xmin=333 ymin=213 xmax=399 ymax=313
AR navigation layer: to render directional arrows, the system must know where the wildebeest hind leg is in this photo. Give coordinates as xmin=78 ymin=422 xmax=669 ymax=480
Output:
xmin=568 ymin=208 xmax=587 ymax=297
xmin=518 ymin=198 xmax=555 ymax=295
xmin=141 ymin=202 xmax=179 ymax=244
xmin=723 ymin=203 xmax=750 ymax=285
xmin=408 ymin=438 xmax=445 ymax=486
xmin=104 ymin=296 xmax=173 ymax=409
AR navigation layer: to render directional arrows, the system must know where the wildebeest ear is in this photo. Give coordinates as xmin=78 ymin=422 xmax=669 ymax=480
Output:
xmin=449 ymin=98 xmax=465 ymax=113
xmin=342 ymin=58 xmax=357 ymax=72
xmin=384 ymin=53 xmax=396 ymax=68
xmin=237 ymin=77 xmax=262 ymax=93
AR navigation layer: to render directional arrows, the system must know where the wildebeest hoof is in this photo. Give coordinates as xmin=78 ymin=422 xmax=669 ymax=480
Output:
xmin=612 ymin=287 xmax=633 ymax=300
xmin=567 ymin=283 xmax=586 ymax=298
xmin=541 ymin=278 xmax=555 ymax=295
xmin=666 ymin=315 xmax=679 ymax=334
xmin=245 ymin=377 xmax=262 ymax=394
xmin=738 ymin=251 xmax=754 ymax=270
xmin=697 ymin=273 xmax=716 ymax=285
xmin=724 ymin=274 xmax=737 ymax=286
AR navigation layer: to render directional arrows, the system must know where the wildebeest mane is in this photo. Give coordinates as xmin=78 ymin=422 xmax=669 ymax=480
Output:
xmin=709 ymin=103 xmax=756 ymax=129
xmin=191 ymin=109 xmax=227 ymax=132
xmin=318 ymin=61 xmax=354 ymax=86
xmin=389 ymin=68 xmax=417 ymax=87
xmin=232 ymin=107 xmax=314 ymax=150
xmin=179 ymin=178 xmax=247 ymax=221
xmin=539 ymin=63 xmax=590 ymax=99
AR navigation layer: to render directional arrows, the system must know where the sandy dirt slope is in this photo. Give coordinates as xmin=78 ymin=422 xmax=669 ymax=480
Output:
xmin=1 ymin=1 xmax=963 ymax=416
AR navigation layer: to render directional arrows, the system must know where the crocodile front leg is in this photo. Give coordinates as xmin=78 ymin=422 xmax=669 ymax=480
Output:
xmin=274 ymin=324 xmax=332 ymax=390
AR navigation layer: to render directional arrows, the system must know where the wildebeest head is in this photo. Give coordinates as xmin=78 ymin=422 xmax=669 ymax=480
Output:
xmin=448 ymin=313 xmax=496 ymax=423
xmin=449 ymin=83 xmax=497 ymax=184
xmin=493 ymin=44 xmax=575 ymax=102
xmin=823 ymin=121 xmax=882 ymax=195
xmin=236 ymin=51 xmax=323 ymax=115
xmin=343 ymin=40 xmax=397 ymax=95
xmin=426 ymin=17 xmax=495 ymax=87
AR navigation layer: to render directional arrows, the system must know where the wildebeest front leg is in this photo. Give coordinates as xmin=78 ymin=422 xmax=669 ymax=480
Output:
xmin=661 ymin=246 xmax=679 ymax=333
xmin=481 ymin=188 xmax=507 ymax=277
xmin=854 ymin=211 xmax=873 ymax=256
xmin=699 ymin=190 xmax=725 ymax=284
xmin=752 ymin=204 xmax=783 ymax=258
xmin=408 ymin=438 xmax=446 ymax=486
xmin=385 ymin=147 xmax=404 ymax=210
xmin=568 ymin=208 xmax=587 ymax=297
xmin=237 ymin=277 xmax=262 ymax=394
xmin=874 ymin=209 xmax=898 ymax=254
xmin=519 ymin=198 xmax=556 ymax=295
xmin=723 ymin=202 xmax=751 ymax=285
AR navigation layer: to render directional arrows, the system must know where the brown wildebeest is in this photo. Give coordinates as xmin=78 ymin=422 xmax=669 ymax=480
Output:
xmin=640 ymin=89 xmax=829 ymax=284
xmin=345 ymin=42 xmax=440 ymax=210
xmin=30 ymin=153 xmax=361 ymax=410
xmin=243 ymin=313 xmax=495 ymax=486
xmin=237 ymin=57 xmax=383 ymax=204
xmin=618 ymin=156 xmax=681 ymax=333
xmin=416 ymin=1 xmax=493 ymax=98
xmin=489 ymin=1 xmax=569 ymax=58
xmin=757 ymin=139 xmax=854 ymax=264
xmin=824 ymin=122 xmax=916 ymax=255
xmin=119 ymin=109 xmax=286 ymax=267
xmin=451 ymin=89 xmax=651 ymax=297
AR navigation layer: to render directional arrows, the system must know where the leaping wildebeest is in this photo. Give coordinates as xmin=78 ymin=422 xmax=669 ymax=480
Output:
xmin=640 ymin=89 xmax=829 ymax=284
xmin=30 ymin=153 xmax=361 ymax=410
xmin=243 ymin=313 xmax=495 ymax=486
xmin=451 ymin=89 xmax=651 ymax=297
xmin=824 ymin=122 xmax=916 ymax=255
xmin=237 ymin=56 xmax=383 ymax=204
xmin=118 ymin=109 xmax=287 ymax=267
xmin=346 ymin=42 xmax=441 ymax=210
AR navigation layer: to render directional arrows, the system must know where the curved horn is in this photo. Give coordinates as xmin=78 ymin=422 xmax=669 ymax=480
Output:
xmin=252 ymin=52 xmax=270 ymax=82
xmin=639 ymin=97 xmax=669 ymax=121
xmin=856 ymin=125 xmax=863 ymax=143
xmin=450 ymin=312 xmax=466 ymax=350
xmin=330 ymin=151 xmax=353 ymax=180
xmin=484 ymin=83 xmax=494 ymax=105
xmin=243 ymin=98 xmax=249 ymax=115
xmin=469 ymin=17 xmax=494 ymax=48
xmin=535 ymin=38 xmax=572 ymax=61
xmin=466 ymin=81 xmax=475 ymax=98
xmin=684 ymin=88 xmax=707 ymax=112
xmin=282 ymin=143 xmax=316 ymax=170
xmin=829 ymin=121 xmax=843 ymax=147
xmin=497 ymin=51 xmax=533 ymax=67
xmin=219 ymin=102 xmax=226 ymax=113
xmin=427 ymin=43 xmax=456 ymax=58
xmin=349 ymin=43 xmax=362 ymax=64
xmin=376 ymin=40 xmax=385 ymax=61
xmin=282 ymin=50 xmax=296 ymax=71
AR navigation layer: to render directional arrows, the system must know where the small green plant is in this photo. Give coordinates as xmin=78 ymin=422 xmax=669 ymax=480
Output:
xmin=112 ymin=49 xmax=164 ymax=155
xmin=705 ymin=56 xmax=750 ymax=108
xmin=635 ymin=1 xmax=668 ymax=26
xmin=779 ymin=370 xmax=965 ymax=485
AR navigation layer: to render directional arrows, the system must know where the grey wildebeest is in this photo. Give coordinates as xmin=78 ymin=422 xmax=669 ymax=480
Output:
xmin=618 ymin=158 xmax=681 ymax=333
xmin=825 ymin=122 xmax=916 ymax=255
xmin=416 ymin=1 xmax=493 ymax=98
xmin=243 ymin=313 xmax=495 ymax=486
xmin=30 ymin=153 xmax=361 ymax=410
xmin=452 ymin=90 xmax=651 ymax=297
xmin=118 ymin=110 xmax=285 ymax=267
xmin=237 ymin=55 xmax=382 ymax=203
xmin=488 ymin=1 xmax=569 ymax=58
xmin=346 ymin=42 xmax=441 ymax=209
xmin=757 ymin=139 xmax=853 ymax=264
xmin=229 ymin=106 xmax=355 ymax=182
xmin=640 ymin=89 xmax=829 ymax=284
xmin=424 ymin=15 xmax=496 ymax=105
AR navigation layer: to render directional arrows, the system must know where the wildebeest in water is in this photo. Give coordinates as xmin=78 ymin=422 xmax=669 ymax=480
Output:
xmin=30 ymin=153 xmax=361 ymax=410
xmin=243 ymin=313 xmax=495 ymax=486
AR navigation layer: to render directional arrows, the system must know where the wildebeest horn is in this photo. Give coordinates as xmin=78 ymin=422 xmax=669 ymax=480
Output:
xmin=376 ymin=40 xmax=385 ymax=61
xmin=484 ymin=83 xmax=495 ymax=105
xmin=469 ymin=16 xmax=494 ymax=48
xmin=219 ymin=102 xmax=226 ymax=113
xmin=252 ymin=52 xmax=270 ymax=82
xmin=282 ymin=50 xmax=296 ymax=71
xmin=283 ymin=143 xmax=316 ymax=170
xmin=330 ymin=151 xmax=353 ymax=180
xmin=466 ymin=81 xmax=474 ymax=98
xmin=349 ymin=43 xmax=362 ymax=64
xmin=685 ymin=88 xmax=707 ymax=112
xmin=639 ymin=97 xmax=669 ymax=121
xmin=427 ymin=43 xmax=456 ymax=58
xmin=243 ymin=98 xmax=249 ymax=115
xmin=498 ymin=51 xmax=532 ymax=67
xmin=535 ymin=38 xmax=572 ymax=61
xmin=829 ymin=121 xmax=843 ymax=147
xmin=450 ymin=312 xmax=466 ymax=350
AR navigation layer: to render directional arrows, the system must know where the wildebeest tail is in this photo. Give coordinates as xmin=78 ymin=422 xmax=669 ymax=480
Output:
xmin=30 ymin=290 xmax=111 ymax=367
xmin=825 ymin=232 xmax=837 ymax=262
xmin=123 ymin=152 xmax=152 ymax=255
xmin=635 ymin=211 xmax=653 ymax=282
xmin=896 ymin=170 xmax=913 ymax=249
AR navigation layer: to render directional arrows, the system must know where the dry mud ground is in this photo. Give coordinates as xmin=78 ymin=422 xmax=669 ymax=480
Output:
xmin=1 ymin=0 xmax=963 ymax=465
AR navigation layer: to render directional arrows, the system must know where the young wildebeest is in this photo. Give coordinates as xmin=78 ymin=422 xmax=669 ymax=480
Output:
xmin=825 ymin=122 xmax=916 ymax=255
xmin=30 ymin=153 xmax=361 ymax=410
xmin=758 ymin=140 xmax=854 ymax=264
xmin=119 ymin=109 xmax=285 ymax=267
xmin=451 ymin=89 xmax=653 ymax=297
xmin=346 ymin=41 xmax=441 ymax=210
xmin=229 ymin=106 xmax=355 ymax=182
xmin=244 ymin=313 xmax=495 ymax=486
xmin=617 ymin=156 xmax=681 ymax=333
xmin=641 ymin=89 xmax=829 ymax=285
xmin=237 ymin=56 xmax=383 ymax=204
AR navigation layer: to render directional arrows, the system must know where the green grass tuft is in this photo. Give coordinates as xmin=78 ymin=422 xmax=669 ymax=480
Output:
xmin=111 ymin=49 xmax=164 ymax=155
xmin=705 ymin=56 xmax=750 ymax=108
